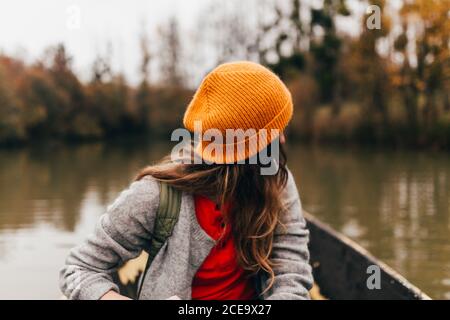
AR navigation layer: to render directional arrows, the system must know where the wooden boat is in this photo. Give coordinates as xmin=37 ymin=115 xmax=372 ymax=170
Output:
xmin=115 ymin=211 xmax=431 ymax=300
xmin=305 ymin=211 xmax=431 ymax=300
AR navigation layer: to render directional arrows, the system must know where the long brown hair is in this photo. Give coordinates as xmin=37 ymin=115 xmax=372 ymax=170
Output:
xmin=136 ymin=144 xmax=288 ymax=293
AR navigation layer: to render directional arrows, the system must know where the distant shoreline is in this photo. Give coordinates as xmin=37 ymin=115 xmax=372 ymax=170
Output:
xmin=1 ymin=131 xmax=448 ymax=153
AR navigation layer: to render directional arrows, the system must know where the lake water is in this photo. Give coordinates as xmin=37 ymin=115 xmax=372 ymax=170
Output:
xmin=0 ymin=140 xmax=448 ymax=299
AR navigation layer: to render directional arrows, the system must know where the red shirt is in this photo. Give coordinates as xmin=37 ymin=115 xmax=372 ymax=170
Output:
xmin=191 ymin=195 xmax=256 ymax=300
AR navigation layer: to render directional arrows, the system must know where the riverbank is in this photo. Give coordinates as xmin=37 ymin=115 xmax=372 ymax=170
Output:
xmin=1 ymin=127 xmax=449 ymax=153
xmin=2 ymin=51 xmax=449 ymax=151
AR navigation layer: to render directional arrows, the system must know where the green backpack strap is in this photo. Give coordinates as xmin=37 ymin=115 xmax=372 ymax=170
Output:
xmin=137 ymin=181 xmax=181 ymax=298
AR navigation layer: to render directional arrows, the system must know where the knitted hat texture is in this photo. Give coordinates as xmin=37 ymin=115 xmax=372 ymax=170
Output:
xmin=183 ymin=61 xmax=293 ymax=163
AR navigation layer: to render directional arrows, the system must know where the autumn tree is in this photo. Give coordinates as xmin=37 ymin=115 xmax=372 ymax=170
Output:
xmin=394 ymin=0 xmax=450 ymax=133
xmin=135 ymin=26 xmax=153 ymax=130
xmin=0 ymin=61 xmax=25 ymax=143
xmin=263 ymin=0 xmax=307 ymax=78
xmin=309 ymin=0 xmax=350 ymax=114
xmin=157 ymin=17 xmax=184 ymax=87
xmin=344 ymin=0 xmax=392 ymax=132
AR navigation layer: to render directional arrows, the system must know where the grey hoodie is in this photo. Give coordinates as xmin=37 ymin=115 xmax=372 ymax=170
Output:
xmin=59 ymin=170 xmax=313 ymax=300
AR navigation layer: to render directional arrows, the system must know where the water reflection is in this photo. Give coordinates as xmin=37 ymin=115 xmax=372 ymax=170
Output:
xmin=289 ymin=144 xmax=450 ymax=299
xmin=0 ymin=140 xmax=448 ymax=299
xmin=0 ymin=140 xmax=171 ymax=232
xmin=0 ymin=140 xmax=172 ymax=299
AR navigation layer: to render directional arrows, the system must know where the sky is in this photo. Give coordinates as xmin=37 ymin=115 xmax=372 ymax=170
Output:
xmin=0 ymin=0 xmax=211 ymax=84
xmin=0 ymin=0 xmax=376 ymax=86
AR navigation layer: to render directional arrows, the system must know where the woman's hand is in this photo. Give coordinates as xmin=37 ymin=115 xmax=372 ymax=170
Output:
xmin=100 ymin=290 xmax=132 ymax=300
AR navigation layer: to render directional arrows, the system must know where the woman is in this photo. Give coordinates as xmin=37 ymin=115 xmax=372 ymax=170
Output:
xmin=60 ymin=61 xmax=313 ymax=300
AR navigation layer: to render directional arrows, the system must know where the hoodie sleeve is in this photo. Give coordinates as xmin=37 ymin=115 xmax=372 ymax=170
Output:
xmin=59 ymin=176 xmax=159 ymax=300
xmin=263 ymin=169 xmax=314 ymax=300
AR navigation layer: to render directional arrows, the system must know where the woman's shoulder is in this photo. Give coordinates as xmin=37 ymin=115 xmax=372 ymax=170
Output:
xmin=106 ymin=175 xmax=161 ymax=220
xmin=276 ymin=168 xmax=306 ymax=227
xmin=120 ymin=175 xmax=159 ymax=201
xmin=129 ymin=175 xmax=160 ymax=194
xmin=284 ymin=167 xmax=299 ymax=193
xmin=281 ymin=168 xmax=302 ymax=208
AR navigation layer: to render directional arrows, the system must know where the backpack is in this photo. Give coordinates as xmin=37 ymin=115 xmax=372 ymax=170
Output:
xmin=136 ymin=182 xmax=182 ymax=299
xmin=132 ymin=181 xmax=263 ymax=300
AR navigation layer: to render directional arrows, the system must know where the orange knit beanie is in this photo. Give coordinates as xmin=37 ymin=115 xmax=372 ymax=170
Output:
xmin=183 ymin=61 xmax=293 ymax=164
